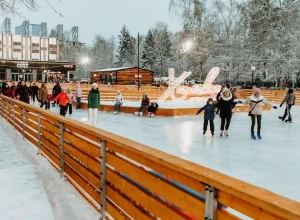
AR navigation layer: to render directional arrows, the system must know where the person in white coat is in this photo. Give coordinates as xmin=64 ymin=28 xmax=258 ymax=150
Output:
xmin=114 ymin=91 xmax=123 ymax=114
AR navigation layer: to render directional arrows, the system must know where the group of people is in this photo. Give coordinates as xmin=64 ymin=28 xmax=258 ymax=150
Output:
xmin=134 ymin=93 xmax=159 ymax=117
xmin=196 ymin=84 xmax=295 ymax=140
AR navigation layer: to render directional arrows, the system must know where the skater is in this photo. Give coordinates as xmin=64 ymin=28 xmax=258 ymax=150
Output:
xmin=217 ymin=88 xmax=234 ymax=137
xmin=1 ymin=83 xmax=12 ymax=97
xmin=51 ymin=88 xmax=71 ymax=116
xmin=242 ymin=88 xmax=277 ymax=140
xmin=75 ymin=83 xmax=83 ymax=109
xmin=52 ymin=82 xmax=62 ymax=107
xmin=87 ymin=83 xmax=100 ymax=126
xmin=279 ymin=89 xmax=295 ymax=123
xmin=114 ymin=90 xmax=123 ymax=114
xmin=14 ymin=80 xmax=32 ymax=104
xmin=66 ymin=88 xmax=74 ymax=116
xmin=10 ymin=82 xmax=17 ymax=98
xmin=39 ymin=83 xmax=49 ymax=110
xmin=196 ymin=98 xmax=216 ymax=136
xmin=135 ymin=93 xmax=150 ymax=116
xmin=30 ymin=82 xmax=39 ymax=102
xmin=147 ymin=102 xmax=159 ymax=117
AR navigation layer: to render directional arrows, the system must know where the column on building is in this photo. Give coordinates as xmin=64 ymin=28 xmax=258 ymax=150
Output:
xmin=67 ymin=71 xmax=70 ymax=82
xmin=32 ymin=69 xmax=37 ymax=82
xmin=5 ymin=69 xmax=12 ymax=81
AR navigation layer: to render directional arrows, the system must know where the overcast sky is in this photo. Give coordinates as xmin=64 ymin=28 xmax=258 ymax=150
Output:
xmin=9 ymin=0 xmax=182 ymax=46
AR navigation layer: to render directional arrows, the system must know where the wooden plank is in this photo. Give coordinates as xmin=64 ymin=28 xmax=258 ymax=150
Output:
xmin=41 ymin=127 xmax=60 ymax=147
xmin=63 ymin=123 xmax=100 ymax=144
xmin=218 ymin=191 xmax=280 ymax=220
xmin=106 ymin=151 xmax=205 ymax=219
xmin=41 ymin=135 xmax=60 ymax=158
xmin=64 ymin=141 xmax=100 ymax=174
xmin=40 ymin=144 xmax=61 ymax=167
xmin=40 ymin=118 xmax=60 ymax=135
xmin=217 ymin=209 xmax=242 ymax=220
xmin=40 ymin=112 xmax=60 ymax=125
xmin=24 ymin=111 xmax=38 ymax=122
xmin=106 ymin=184 xmax=152 ymax=220
xmin=106 ymin=199 xmax=129 ymax=220
xmin=106 ymin=167 xmax=187 ymax=220
xmin=64 ymin=151 xmax=100 ymax=190
xmin=64 ymin=131 xmax=100 ymax=158
xmin=64 ymin=164 xmax=100 ymax=203
xmin=25 ymin=133 xmax=38 ymax=147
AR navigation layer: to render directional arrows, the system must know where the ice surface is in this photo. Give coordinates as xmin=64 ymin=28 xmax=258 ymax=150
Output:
xmin=48 ymin=103 xmax=300 ymax=202
xmin=0 ymin=118 xmax=99 ymax=220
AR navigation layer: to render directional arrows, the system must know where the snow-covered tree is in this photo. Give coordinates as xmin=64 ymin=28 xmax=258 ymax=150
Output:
xmin=141 ymin=30 xmax=156 ymax=70
xmin=115 ymin=26 xmax=135 ymax=67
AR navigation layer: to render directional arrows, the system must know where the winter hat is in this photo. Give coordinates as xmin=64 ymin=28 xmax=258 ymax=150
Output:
xmin=207 ymin=98 xmax=213 ymax=103
xmin=254 ymin=88 xmax=261 ymax=95
xmin=288 ymin=88 xmax=294 ymax=94
xmin=92 ymin=83 xmax=98 ymax=87
xmin=142 ymin=93 xmax=146 ymax=98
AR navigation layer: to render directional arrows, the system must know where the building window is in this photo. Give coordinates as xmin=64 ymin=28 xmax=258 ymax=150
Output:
xmin=13 ymin=49 xmax=21 ymax=52
xmin=32 ymin=43 xmax=39 ymax=47
xmin=13 ymin=42 xmax=22 ymax=46
xmin=32 ymin=50 xmax=40 ymax=53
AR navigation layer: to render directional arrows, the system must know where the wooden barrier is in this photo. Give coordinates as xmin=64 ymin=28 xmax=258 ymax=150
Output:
xmin=1 ymin=94 xmax=300 ymax=220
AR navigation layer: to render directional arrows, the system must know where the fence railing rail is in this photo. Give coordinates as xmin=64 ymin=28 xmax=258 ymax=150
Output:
xmin=0 ymin=94 xmax=300 ymax=220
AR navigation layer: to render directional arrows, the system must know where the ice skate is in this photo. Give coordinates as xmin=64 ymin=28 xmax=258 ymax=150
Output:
xmin=251 ymin=134 xmax=256 ymax=140
xmin=150 ymin=113 xmax=154 ymax=117
xmin=257 ymin=134 xmax=262 ymax=140
xmin=278 ymin=116 xmax=284 ymax=121
xmin=220 ymin=130 xmax=223 ymax=137
xmin=285 ymin=118 xmax=292 ymax=123
xmin=147 ymin=112 xmax=151 ymax=117
xmin=211 ymin=131 xmax=214 ymax=136
xmin=114 ymin=111 xmax=118 ymax=115
xmin=139 ymin=112 xmax=143 ymax=116
xmin=224 ymin=130 xmax=229 ymax=137
xmin=203 ymin=130 xmax=206 ymax=135
xmin=134 ymin=112 xmax=139 ymax=116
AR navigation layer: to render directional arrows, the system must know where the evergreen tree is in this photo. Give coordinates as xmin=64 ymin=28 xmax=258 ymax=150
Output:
xmin=141 ymin=30 xmax=156 ymax=70
xmin=153 ymin=22 xmax=173 ymax=76
xmin=115 ymin=26 xmax=135 ymax=67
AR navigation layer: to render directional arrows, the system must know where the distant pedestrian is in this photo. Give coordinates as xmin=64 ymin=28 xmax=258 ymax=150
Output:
xmin=197 ymin=98 xmax=217 ymax=136
xmin=2 ymin=83 xmax=12 ymax=97
xmin=279 ymin=88 xmax=295 ymax=123
xmin=75 ymin=83 xmax=83 ymax=109
xmin=242 ymin=88 xmax=277 ymax=140
xmin=14 ymin=80 xmax=32 ymax=104
xmin=39 ymin=83 xmax=49 ymax=110
xmin=114 ymin=90 xmax=123 ymax=114
xmin=87 ymin=83 xmax=100 ymax=126
xmin=67 ymin=88 xmax=73 ymax=117
xmin=30 ymin=82 xmax=39 ymax=102
xmin=52 ymin=88 xmax=71 ymax=116
xmin=52 ymin=82 xmax=62 ymax=106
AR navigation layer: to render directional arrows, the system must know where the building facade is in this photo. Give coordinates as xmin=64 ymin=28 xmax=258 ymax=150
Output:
xmin=0 ymin=34 xmax=75 ymax=82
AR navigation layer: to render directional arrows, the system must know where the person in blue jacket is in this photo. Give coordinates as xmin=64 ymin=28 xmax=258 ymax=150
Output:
xmin=196 ymin=98 xmax=217 ymax=136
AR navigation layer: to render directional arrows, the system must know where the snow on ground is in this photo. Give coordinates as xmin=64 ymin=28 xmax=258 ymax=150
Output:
xmin=0 ymin=118 xmax=99 ymax=220
xmin=48 ymin=102 xmax=300 ymax=202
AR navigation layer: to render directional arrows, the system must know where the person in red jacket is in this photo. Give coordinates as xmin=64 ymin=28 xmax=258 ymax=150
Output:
xmin=2 ymin=83 xmax=12 ymax=97
xmin=52 ymin=88 xmax=71 ymax=116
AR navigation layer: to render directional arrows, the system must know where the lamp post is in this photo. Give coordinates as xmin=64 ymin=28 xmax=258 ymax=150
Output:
xmin=251 ymin=66 xmax=256 ymax=86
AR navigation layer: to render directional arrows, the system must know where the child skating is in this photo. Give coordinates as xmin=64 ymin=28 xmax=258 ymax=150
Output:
xmin=196 ymin=98 xmax=217 ymax=136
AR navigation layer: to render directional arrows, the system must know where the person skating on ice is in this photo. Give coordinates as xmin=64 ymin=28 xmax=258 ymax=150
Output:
xmin=196 ymin=98 xmax=217 ymax=136
xmin=217 ymin=87 xmax=234 ymax=137
xmin=51 ymin=88 xmax=71 ymax=116
xmin=279 ymin=88 xmax=295 ymax=123
xmin=240 ymin=88 xmax=277 ymax=140
xmin=87 ymin=83 xmax=100 ymax=126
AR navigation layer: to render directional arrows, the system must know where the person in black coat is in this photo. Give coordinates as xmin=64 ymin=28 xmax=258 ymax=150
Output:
xmin=14 ymin=80 xmax=32 ymax=104
xmin=52 ymin=82 xmax=62 ymax=106
xmin=147 ymin=102 xmax=159 ymax=117
xmin=217 ymin=88 xmax=234 ymax=137
xmin=30 ymin=82 xmax=40 ymax=102
xmin=196 ymin=98 xmax=217 ymax=136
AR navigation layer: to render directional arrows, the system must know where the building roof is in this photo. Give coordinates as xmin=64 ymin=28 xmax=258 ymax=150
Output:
xmin=91 ymin=66 xmax=154 ymax=73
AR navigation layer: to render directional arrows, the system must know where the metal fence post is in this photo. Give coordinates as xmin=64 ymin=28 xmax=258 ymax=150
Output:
xmin=0 ymin=98 xmax=2 ymax=118
xmin=37 ymin=113 xmax=41 ymax=154
xmin=22 ymin=108 xmax=25 ymax=139
xmin=60 ymin=121 xmax=65 ymax=177
xmin=204 ymin=185 xmax=217 ymax=220
xmin=100 ymin=139 xmax=107 ymax=220
xmin=5 ymin=100 xmax=8 ymax=120
xmin=13 ymin=104 xmax=16 ymax=130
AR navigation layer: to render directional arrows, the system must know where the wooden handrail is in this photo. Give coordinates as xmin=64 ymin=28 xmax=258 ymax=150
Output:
xmin=0 ymin=94 xmax=299 ymax=219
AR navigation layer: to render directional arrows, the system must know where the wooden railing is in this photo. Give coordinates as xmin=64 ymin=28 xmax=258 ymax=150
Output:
xmin=0 ymin=94 xmax=300 ymax=220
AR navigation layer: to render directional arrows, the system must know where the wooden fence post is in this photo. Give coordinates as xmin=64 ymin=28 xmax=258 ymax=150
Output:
xmin=60 ymin=121 xmax=65 ymax=177
xmin=100 ymin=139 xmax=107 ymax=219
xmin=204 ymin=185 xmax=217 ymax=220
xmin=37 ymin=113 xmax=41 ymax=154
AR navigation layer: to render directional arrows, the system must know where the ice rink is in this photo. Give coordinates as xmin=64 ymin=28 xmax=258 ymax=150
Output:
xmin=48 ymin=102 xmax=300 ymax=202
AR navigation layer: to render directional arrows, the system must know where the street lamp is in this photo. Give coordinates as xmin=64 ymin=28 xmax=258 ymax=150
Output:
xmin=182 ymin=40 xmax=193 ymax=53
xmin=81 ymin=57 xmax=89 ymax=64
xmin=251 ymin=66 xmax=256 ymax=86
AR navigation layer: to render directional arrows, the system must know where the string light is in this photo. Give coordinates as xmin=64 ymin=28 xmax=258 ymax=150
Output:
xmin=158 ymin=67 xmax=221 ymax=102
